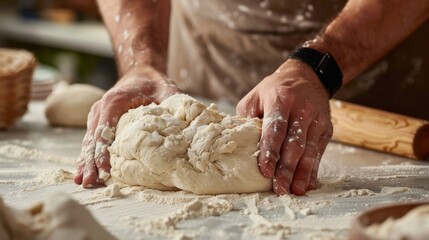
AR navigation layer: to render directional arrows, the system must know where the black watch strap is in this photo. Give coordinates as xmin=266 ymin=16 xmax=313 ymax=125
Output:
xmin=289 ymin=47 xmax=343 ymax=98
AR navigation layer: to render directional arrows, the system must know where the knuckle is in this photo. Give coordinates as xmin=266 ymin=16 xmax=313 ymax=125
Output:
xmin=275 ymin=162 xmax=294 ymax=180
xmin=259 ymin=149 xmax=280 ymax=162
xmin=324 ymin=125 xmax=334 ymax=139
xmin=286 ymin=136 xmax=305 ymax=146
xmin=276 ymin=86 xmax=293 ymax=97
xmin=298 ymin=161 xmax=313 ymax=174
xmin=102 ymin=90 xmax=128 ymax=106
xmin=90 ymin=100 xmax=100 ymax=111
xmin=264 ymin=118 xmax=287 ymax=136
xmin=88 ymin=101 xmax=101 ymax=119
xmin=317 ymin=118 xmax=334 ymax=136
xmin=304 ymin=142 xmax=319 ymax=156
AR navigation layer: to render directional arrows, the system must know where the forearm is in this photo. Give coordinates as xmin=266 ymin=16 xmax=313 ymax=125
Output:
xmin=307 ymin=0 xmax=429 ymax=84
xmin=97 ymin=0 xmax=170 ymax=75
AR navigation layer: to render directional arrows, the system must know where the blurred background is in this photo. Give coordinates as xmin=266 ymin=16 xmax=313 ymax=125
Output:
xmin=0 ymin=0 xmax=117 ymax=100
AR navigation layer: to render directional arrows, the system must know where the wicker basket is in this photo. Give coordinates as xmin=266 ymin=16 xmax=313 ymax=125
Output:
xmin=0 ymin=48 xmax=37 ymax=129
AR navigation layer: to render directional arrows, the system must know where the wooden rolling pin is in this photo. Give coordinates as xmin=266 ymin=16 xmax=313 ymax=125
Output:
xmin=329 ymin=100 xmax=429 ymax=160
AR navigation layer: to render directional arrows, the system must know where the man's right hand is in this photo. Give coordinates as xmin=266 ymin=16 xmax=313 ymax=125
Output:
xmin=73 ymin=66 xmax=181 ymax=187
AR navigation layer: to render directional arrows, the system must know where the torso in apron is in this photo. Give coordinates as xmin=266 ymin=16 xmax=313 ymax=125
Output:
xmin=168 ymin=0 xmax=429 ymax=120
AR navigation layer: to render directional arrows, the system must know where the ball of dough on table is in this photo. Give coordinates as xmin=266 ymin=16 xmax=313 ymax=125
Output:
xmin=365 ymin=204 xmax=429 ymax=240
xmin=45 ymin=84 xmax=105 ymax=127
xmin=109 ymin=94 xmax=272 ymax=195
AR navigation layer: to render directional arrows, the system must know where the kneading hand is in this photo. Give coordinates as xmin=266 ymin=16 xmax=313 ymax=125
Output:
xmin=236 ymin=59 xmax=333 ymax=196
xmin=74 ymin=66 xmax=181 ymax=187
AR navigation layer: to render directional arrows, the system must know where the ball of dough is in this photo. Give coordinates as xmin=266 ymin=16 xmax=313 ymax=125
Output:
xmin=365 ymin=204 xmax=429 ymax=240
xmin=45 ymin=84 xmax=105 ymax=127
xmin=109 ymin=94 xmax=272 ymax=195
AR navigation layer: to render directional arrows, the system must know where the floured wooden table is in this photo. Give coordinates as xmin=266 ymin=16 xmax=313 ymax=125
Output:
xmin=0 ymin=101 xmax=428 ymax=240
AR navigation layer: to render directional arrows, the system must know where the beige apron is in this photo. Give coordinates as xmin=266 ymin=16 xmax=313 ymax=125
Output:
xmin=168 ymin=0 xmax=429 ymax=120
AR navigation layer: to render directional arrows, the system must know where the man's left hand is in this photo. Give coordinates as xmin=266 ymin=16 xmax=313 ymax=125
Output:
xmin=237 ymin=59 xmax=333 ymax=196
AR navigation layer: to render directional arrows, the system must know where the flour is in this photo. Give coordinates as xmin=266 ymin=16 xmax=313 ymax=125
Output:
xmin=244 ymin=198 xmax=260 ymax=214
xmin=244 ymin=199 xmax=292 ymax=238
xmin=357 ymin=164 xmax=429 ymax=181
xmin=173 ymin=233 xmax=192 ymax=240
xmin=179 ymin=198 xmax=232 ymax=217
xmin=300 ymin=208 xmax=312 ymax=216
xmin=0 ymin=144 xmax=74 ymax=165
xmin=361 ymin=164 xmax=429 ymax=171
xmin=245 ymin=221 xmax=292 ymax=239
xmin=278 ymin=195 xmax=332 ymax=213
xmin=258 ymin=197 xmax=275 ymax=210
xmin=102 ymin=183 xmax=122 ymax=198
xmin=308 ymin=232 xmax=343 ymax=240
xmin=130 ymin=197 xmax=233 ymax=237
xmin=325 ymin=144 xmax=357 ymax=154
xmin=16 ymin=168 xmax=74 ymax=194
xmin=139 ymin=189 xmax=210 ymax=205
xmin=380 ymin=187 xmax=411 ymax=195
xmin=336 ymin=189 xmax=375 ymax=198
xmin=0 ymin=180 xmax=16 ymax=184
xmin=21 ymin=168 xmax=74 ymax=186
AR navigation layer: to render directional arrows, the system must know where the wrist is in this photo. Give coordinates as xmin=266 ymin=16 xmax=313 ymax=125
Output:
xmin=288 ymin=47 xmax=343 ymax=98
xmin=279 ymin=59 xmax=331 ymax=99
xmin=117 ymin=47 xmax=167 ymax=76
xmin=303 ymin=32 xmax=362 ymax=84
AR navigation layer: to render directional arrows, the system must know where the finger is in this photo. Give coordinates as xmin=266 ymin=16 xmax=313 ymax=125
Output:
xmin=74 ymin=131 xmax=94 ymax=184
xmin=290 ymin=121 xmax=323 ymax=195
xmin=81 ymin=103 xmax=102 ymax=187
xmin=93 ymin=107 xmax=119 ymax=183
xmin=82 ymin=156 xmax=98 ymax=187
xmin=308 ymin=130 xmax=332 ymax=190
xmin=81 ymin=131 xmax=98 ymax=187
xmin=259 ymin=104 xmax=290 ymax=179
xmin=273 ymin=113 xmax=312 ymax=195
xmin=307 ymin=159 xmax=319 ymax=190
xmin=158 ymin=81 xmax=181 ymax=100
xmin=90 ymin=90 xmax=143 ymax=183
xmin=74 ymin=102 xmax=100 ymax=185
xmin=93 ymin=122 xmax=115 ymax=183
xmin=236 ymin=93 xmax=261 ymax=118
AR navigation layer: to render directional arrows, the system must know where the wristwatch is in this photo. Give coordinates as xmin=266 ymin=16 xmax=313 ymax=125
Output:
xmin=289 ymin=47 xmax=343 ymax=98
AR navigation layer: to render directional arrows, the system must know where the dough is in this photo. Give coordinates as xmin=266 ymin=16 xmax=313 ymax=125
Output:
xmin=0 ymin=192 xmax=116 ymax=240
xmin=365 ymin=204 xmax=429 ymax=240
xmin=109 ymin=94 xmax=272 ymax=194
xmin=45 ymin=84 xmax=105 ymax=127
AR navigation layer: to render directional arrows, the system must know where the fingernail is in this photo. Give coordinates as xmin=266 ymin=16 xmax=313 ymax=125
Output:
xmin=260 ymin=150 xmax=279 ymax=178
xmin=261 ymin=159 xmax=275 ymax=178
xmin=294 ymin=180 xmax=306 ymax=193
xmin=267 ymin=160 xmax=277 ymax=176
xmin=308 ymin=181 xmax=318 ymax=190
xmin=98 ymin=170 xmax=110 ymax=182
xmin=273 ymin=178 xmax=289 ymax=195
